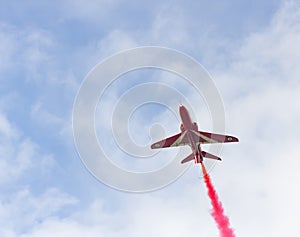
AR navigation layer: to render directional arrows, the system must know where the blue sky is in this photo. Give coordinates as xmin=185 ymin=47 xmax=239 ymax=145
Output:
xmin=1 ymin=0 xmax=300 ymax=236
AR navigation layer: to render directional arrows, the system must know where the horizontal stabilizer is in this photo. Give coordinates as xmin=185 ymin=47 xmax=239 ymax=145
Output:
xmin=201 ymin=151 xmax=222 ymax=161
xmin=181 ymin=153 xmax=195 ymax=164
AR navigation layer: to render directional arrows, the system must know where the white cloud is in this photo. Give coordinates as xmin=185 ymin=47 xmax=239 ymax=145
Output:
xmin=0 ymin=188 xmax=77 ymax=234
xmin=207 ymin=1 xmax=300 ymax=236
xmin=2 ymin=1 xmax=300 ymax=237
xmin=0 ymin=113 xmax=18 ymax=139
xmin=13 ymin=185 xmax=219 ymax=237
xmin=0 ymin=24 xmax=18 ymax=71
xmin=0 ymin=115 xmax=55 ymax=184
xmin=96 ymin=30 xmax=139 ymax=58
xmin=149 ymin=7 xmax=190 ymax=48
xmin=67 ymin=1 xmax=300 ymax=235
xmin=61 ymin=0 xmax=117 ymax=23
xmin=89 ymin=1 xmax=300 ymax=236
xmin=0 ymin=24 xmax=55 ymax=83
xmin=0 ymin=111 xmax=77 ymax=236
xmin=31 ymin=102 xmax=64 ymax=128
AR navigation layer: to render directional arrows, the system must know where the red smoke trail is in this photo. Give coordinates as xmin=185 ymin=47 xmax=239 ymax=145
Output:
xmin=200 ymin=163 xmax=235 ymax=237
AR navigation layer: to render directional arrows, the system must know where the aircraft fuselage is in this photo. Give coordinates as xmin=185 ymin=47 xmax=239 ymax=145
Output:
xmin=179 ymin=105 xmax=203 ymax=163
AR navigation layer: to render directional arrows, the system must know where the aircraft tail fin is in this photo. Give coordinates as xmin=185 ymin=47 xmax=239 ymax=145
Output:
xmin=201 ymin=151 xmax=222 ymax=161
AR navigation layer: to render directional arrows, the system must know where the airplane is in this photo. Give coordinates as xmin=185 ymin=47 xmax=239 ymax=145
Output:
xmin=151 ymin=105 xmax=239 ymax=164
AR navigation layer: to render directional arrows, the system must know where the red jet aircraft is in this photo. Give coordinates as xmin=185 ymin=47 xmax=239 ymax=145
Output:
xmin=151 ymin=105 xmax=239 ymax=164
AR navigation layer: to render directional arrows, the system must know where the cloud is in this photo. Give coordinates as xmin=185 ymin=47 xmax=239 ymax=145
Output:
xmin=96 ymin=29 xmax=139 ymax=58
xmin=0 ymin=111 xmax=57 ymax=185
xmin=0 ymin=110 xmax=77 ymax=236
xmin=13 ymin=185 xmax=218 ymax=237
xmin=0 ymin=23 xmax=58 ymax=86
xmin=61 ymin=0 xmax=117 ymax=23
xmin=0 ymin=24 xmax=18 ymax=71
xmin=71 ymin=1 xmax=300 ymax=236
xmin=31 ymin=102 xmax=64 ymax=129
xmin=1 ymin=1 xmax=300 ymax=237
xmin=0 ymin=188 xmax=77 ymax=235
xmin=206 ymin=1 xmax=300 ymax=236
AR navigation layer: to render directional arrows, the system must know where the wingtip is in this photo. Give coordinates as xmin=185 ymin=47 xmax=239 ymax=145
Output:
xmin=233 ymin=137 xmax=239 ymax=142
xmin=150 ymin=144 xmax=155 ymax=149
xmin=227 ymin=136 xmax=239 ymax=142
xmin=150 ymin=143 xmax=161 ymax=149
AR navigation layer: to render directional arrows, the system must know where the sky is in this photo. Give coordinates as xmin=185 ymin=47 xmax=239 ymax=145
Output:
xmin=1 ymin=0 xmax=300 ymax=236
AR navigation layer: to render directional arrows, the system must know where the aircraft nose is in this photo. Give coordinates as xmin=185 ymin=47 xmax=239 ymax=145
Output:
xmin=179 ymin=105 xmax=185 ymax=112
xmin=179 ymin=105 xmax=184 ymax=115
xmin=179 ymin=105 xmax=188 ymax=114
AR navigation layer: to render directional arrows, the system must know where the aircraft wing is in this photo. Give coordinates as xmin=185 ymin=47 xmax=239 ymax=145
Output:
xmin=192 ymin=130 xmax=239 ymax=144
xmin=151 ymin=131 xmax=189 ymax=149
